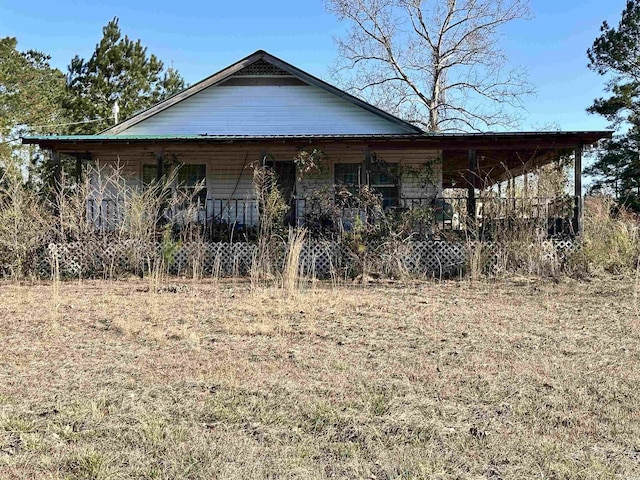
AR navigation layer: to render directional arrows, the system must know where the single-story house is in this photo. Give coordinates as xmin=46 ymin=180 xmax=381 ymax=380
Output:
xmin=23 ymin=50 xmax=612 ymax=237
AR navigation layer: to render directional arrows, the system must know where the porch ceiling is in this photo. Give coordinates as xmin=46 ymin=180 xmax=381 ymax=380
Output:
xmin=441 ymin=147 xmax=573 ymax=189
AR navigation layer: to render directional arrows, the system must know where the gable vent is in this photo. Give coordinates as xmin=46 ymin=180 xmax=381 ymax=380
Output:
xmin=232 ymin=59 xmax=291 ymax=76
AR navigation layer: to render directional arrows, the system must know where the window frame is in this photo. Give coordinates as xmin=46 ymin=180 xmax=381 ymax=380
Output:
xmin=368 ymin=161 xmax=399 ymax=209
xmin=333 ymin=161 xmax=399 ymax=208
xmin=141 ymin=162 xmax=208 ymax=204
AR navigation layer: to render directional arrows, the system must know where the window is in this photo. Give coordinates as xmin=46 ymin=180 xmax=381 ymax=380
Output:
xmin=335 ymin=163 xmax=360 ymax=186
xmin=334 ymin=163 xmax=360 ymax=197
xmin=369 ymin=162 xmax=399 ymax=208
xmin=334 ymin=163 xmax=361 ymax=207
xmin=334 ymin=162 xmax=399 ymax=208
xmin=142 ymin=163 xmax=207 ymax=203
xmin=176 ymin=164 xmax=207 ymax=204
xmin=142 ymin=164 xmax=158 ymax=187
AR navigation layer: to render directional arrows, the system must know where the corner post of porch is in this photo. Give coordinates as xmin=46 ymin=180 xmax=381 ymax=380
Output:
xmin=52 ymin=151 xmax=62 ymax=217
xmin=52 ymin=150 xmax=61 ymax=191
xmin=155 ymin=150 xmax=166 ymax=227
xmin=363 ymin=148 xmax=372 ymax=187
xmin=467 ymin=148 xmax=477 ymax=227
xmin=574 ymin=143 xmax=583 ymax=235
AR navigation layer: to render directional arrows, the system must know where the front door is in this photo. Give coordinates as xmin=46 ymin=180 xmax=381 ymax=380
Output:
xmin=266 ymin=160 xmax=296 ymax=202
xmin=265 ymin=160 xmax=297 ymax=225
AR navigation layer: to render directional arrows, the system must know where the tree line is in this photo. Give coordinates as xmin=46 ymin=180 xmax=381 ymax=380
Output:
xmin=0 ymin=17 xmax=185 ymax=187
xmin=585 ymin=0 xmax=640 ymax=210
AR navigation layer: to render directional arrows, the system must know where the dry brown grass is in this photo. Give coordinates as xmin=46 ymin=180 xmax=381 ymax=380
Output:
xmin=0 ymin=277 xmax=639 ymax=479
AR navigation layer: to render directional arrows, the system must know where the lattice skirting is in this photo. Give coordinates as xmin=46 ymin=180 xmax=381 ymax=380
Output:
xmin=398 ymin=241 xmax=468 ymax=277
xmin=38 ymin=241 xmax=260 ymax=278
xmin=35 ymin=239 xmax=578 ymax=279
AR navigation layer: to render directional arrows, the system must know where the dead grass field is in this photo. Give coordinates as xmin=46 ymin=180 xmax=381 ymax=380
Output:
xmin=0 ymin=276 xmax=639 ymax=479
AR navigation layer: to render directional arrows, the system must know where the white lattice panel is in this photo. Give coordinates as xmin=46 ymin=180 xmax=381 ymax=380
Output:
xmin=36 ymin=239 xmax=578 ymax=279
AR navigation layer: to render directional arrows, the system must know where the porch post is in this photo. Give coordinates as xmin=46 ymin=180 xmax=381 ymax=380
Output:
xmin=155 ymin=150 xmax=166 ymax=227
xmin=523 ymin=171 xmax=529 ymax=218
xmin=574 ymin=144 xmax=583 ymax=235
xmin=52 ymin=150 xmax=61 ymax=194
xmin=363 ymin=148 xmax=372 ymax=188
xmin=49 ymin=150 xmax=62 ymax=217
xmin=509 ymin=177 xmax=515 ymax=214
xmin=156 ymin=150 xmax=164 ymax=183
xmin=467 ymin=148 xmax=477 ymax=225
xmin=75 ymin=155 xmax=83 ymax=185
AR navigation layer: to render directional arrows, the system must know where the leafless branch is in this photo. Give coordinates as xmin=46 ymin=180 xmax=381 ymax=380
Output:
xmin=326 ymin=0 xmax=534 ymax=132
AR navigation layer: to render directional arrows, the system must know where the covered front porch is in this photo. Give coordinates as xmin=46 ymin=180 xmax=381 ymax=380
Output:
xmin=24 ymin=131 xmax=611 ymax=241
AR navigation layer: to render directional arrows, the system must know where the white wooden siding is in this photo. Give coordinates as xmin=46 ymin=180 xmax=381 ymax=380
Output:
xmin=87 ymin=145 xmax=442 ymax=203
xmin=374 ymin=150 xmax=443 ymax=199
xmin=90 ymin=144 xmax=308 ymax=199
xmin=121 ymin=84 xmax=413 ymax=136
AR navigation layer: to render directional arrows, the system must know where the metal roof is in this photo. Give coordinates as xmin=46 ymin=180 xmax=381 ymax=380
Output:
xmin=23 ymin=134 xmax=426 ymax=142
xmin=22 ymin=131 xmax=613 ymax=145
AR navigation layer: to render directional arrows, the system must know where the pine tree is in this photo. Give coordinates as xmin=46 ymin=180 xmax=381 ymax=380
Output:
xmin=64 ymin=17 xmax=186 ymax=134
xmin=587 ymin=0 xmax=640 ymax=209
xmin=0 ymin=37 xmax=66 ymax=183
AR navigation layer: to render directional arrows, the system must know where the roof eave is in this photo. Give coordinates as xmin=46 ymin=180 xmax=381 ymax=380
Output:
xmin=22 ymin=130 xmax=614 ymax=150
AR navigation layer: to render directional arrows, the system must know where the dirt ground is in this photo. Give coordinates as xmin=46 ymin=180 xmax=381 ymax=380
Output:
xmin=0 ymin=276 xmax=639 ymax=479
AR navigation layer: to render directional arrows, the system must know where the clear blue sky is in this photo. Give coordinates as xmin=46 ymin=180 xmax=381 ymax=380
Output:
xmin=0 ymin=0 xmax=627 ymax=133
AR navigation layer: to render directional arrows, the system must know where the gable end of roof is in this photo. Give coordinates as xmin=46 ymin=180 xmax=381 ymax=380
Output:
xmin=103 ymin=50 xmax=422 ymax=135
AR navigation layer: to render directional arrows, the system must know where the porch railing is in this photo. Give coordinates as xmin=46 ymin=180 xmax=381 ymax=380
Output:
xmin=87 ymin=197 xmax=260 ymax=239
xmin=86 ymin=195 xmax=577 ymax=240
xmin=295 ymin=195 xmax=576 ymax=236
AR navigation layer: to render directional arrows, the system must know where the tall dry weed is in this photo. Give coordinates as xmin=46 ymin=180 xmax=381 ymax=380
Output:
xmin=282 ymin=227 xmax=307 ymax=295
xmin=574 ymin=196 xmax=640 ymax=274
xmin=251 ymin=163 xmax=289 ymax=284
xmin=0 ymin=161 xmax=54 ymax=279
xmin=57 ymin=161 xmax=205 ymax=281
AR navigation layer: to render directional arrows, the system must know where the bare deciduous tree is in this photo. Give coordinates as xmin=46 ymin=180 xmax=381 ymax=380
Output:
xmin=326 ymin=0 xmax=535 ymax=132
